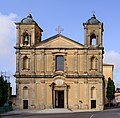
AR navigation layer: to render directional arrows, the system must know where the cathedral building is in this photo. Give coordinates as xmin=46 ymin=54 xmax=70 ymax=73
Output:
xmin=14 ymin=13 xmax=113 ymax=110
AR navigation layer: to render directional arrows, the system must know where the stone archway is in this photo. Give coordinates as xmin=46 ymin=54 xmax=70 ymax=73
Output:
xmin=50 ymin=79 xmax=70 ymax=109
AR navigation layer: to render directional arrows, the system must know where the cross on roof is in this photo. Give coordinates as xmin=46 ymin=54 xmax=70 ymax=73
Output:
xmin=56 ymin=26 xmax=64 ymax=34
xmin=92 ymin=10 xmax=95 ymax=16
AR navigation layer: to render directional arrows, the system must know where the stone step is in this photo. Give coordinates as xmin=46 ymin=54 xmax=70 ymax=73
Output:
xmin=40 ymin=108 xmax=72 ymax=113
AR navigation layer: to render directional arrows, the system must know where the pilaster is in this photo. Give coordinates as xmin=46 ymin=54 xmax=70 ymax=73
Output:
xmin=41 ymin=50 xmax=45 ymax=75
xmin=16 ymin=25 xmax=20 ymax=47
xmin=31 ymin=26 xmax=35 ymax=46
xmin=84 ymin=79 xmax=89 ymax=109
xmin=31 ymin=50 xmax=35 ymax=74
xmin=84 ymin=50 xmax=87 ymax=73
xmin=74 ymin=50 xmax=78 ymax=74
xmin=16 ymin=50 xmax=20 ymax=74
xmin=74 ymin=80 xmax=79 ymax=109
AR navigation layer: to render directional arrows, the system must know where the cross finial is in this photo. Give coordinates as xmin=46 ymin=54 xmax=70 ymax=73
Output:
xmin=56 ymin=26 xmax=64 ymax=34
xmin=28 ymin=10 xmax=31 ymax=14
xmin=28 ymin=10 xmax=33 ymax=18
xmin=92 ymin=10 xmax=95 ymax=17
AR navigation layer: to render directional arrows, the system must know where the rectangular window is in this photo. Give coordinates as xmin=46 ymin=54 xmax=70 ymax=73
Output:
xmin=55 ymin=55 xmax=64 ymax=71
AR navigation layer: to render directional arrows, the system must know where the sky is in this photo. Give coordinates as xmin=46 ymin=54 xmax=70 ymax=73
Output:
xmin=0 ymin=0 xmax=120 ymax=94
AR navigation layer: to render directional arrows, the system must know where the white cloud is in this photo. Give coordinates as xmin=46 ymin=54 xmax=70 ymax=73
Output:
xmin=0 ymin=13 xmax=17 ymax=55
xmin=104 ymin=50 xmax=120 ymax=70
xmin=104 ymin=50 xmax=120 ymax=88
xmin=0 ymin=13 xmax=17 ymax=94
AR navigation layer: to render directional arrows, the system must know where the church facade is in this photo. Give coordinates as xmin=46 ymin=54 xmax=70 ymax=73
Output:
xmin=15 ymin=14 xmax=113 ymax=110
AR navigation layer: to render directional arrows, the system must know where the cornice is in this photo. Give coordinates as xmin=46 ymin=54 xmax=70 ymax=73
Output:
xmin=14 ymin=74 xmax=104 ymax=78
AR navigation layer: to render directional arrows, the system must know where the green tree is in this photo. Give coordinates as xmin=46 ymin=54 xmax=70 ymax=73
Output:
xmin=106 ymin=77 xmax=115 ymax=107
xmin=0 ymin=76 xmax=8 ymax=107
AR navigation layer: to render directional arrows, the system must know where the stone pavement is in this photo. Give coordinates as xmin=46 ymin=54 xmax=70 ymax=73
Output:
xmin=0 ymin=108 xmax=101 ymax=116
xmin=0 ymin=109 xmax=72 ymax=115
xmin=1 ymin=107 xmax=120 ymax=117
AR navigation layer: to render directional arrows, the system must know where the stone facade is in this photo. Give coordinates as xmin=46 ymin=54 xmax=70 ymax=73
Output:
xmin=14 ymin=14 xmax=113 ymax=110
xmin=103 ymin=64 xmax=114 ymax=104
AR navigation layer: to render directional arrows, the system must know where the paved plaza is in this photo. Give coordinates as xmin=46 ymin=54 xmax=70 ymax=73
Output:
xmin=1 ymin=108 xmax=120 ymax=118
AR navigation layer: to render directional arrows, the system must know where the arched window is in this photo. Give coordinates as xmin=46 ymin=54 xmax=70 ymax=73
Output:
xmin=91 ymin=87 xmax=96 ymax=99
xmin=91 ymin=56 xmax=97 ymax=70
xmin=23 ymin=32 xmax=29 ymax=45
xmin=23 ymin=86 xmax=28 ymax=99
xmin=23 ymin=56 xmax=29 ymax=69
xmin=55 ymin=55 xmax=64 ymax=71
xmin=90 ymin=33 xmax=96 ymax=46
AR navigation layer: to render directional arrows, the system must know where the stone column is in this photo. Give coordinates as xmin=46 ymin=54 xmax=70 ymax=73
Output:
xmin=53 ymin=89 xmax=55 ymax=108
xmin=51 ymin=86 xmax=54 ymax=108
xmin=64 ymin=88 xmax=67 ymax=108
xmin=66 ymin=86 xmax=69 ymax=109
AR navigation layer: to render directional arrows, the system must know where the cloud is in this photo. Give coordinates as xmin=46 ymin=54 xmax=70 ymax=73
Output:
xmin=104 ymin=50 xmax=120 ymax=70
xmin=0 ymin=13 xmax=17 ymax=55
xmin=104 ymin=50 xmax=120 ymax=88
xmin=0 ymin=13 xmax=17 ymax=94
xmin=0 ymin=12 xmax=17 ymax=66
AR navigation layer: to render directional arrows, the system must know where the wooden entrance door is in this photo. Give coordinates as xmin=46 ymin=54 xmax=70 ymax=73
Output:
xmin=23 ymin=100 xmax=28 ymax=109
xmin=91 ymin=100 xmax=96 ymax=109
xmin=55 ymin=91 xmax=64 ymax=108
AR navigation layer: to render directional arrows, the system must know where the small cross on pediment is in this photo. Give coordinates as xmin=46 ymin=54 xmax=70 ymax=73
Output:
xmin=56 ymin=26 xmax=64 ymax=34
xmin=92 ymin=10 xmax=95 ymax=16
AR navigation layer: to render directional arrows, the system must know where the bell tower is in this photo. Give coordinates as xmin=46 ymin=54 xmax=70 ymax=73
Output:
xmin=83 ymin=14 xmax=104 ymax=75
xmin=15 ymin=13 xmax=43 ymax=76
xmin=15 ymin=14 xmax=43 ymax=109
xmin=83 ymin=14 xmax=104 ymax=48
xmin=15 ymin=13 xmax=43 ymax=48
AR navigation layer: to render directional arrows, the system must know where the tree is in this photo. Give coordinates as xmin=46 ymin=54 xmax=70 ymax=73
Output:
xmin=106 ymin=77 xmax=115 ymax=107
xmin=0 ymin=76 xmax=8 ymax=107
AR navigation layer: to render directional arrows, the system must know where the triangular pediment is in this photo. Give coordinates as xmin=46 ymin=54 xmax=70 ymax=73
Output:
xmin=36 ymin=34 xmax=83 ymax=48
